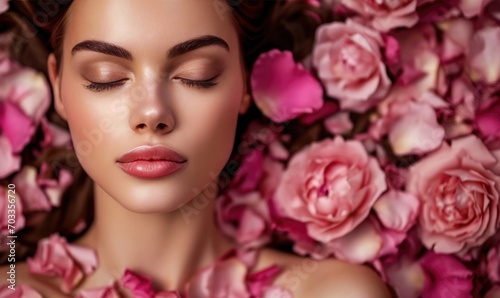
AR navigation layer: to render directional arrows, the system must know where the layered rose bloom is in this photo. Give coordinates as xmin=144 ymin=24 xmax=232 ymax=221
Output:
xmin=341 ymin=0 xmax=419 ymax=32
xmin=273 ymin=136 xmax=387 ymax=243
xmin=312 ymin=20 xmax=391 ymax=112
xmin=406 ymin=135 xmax=500 ymax=255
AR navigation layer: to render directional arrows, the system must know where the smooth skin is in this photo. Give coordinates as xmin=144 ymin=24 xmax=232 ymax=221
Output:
xmin=1 ymin=0 xmax=392 ymax=296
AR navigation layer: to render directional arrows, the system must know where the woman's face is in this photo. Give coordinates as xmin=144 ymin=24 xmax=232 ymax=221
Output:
xmin=48 ymin=0 xmax=249 ymax=213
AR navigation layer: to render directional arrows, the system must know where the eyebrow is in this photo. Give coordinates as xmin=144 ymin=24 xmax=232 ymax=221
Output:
xmin=71 ymin=35 xmax=230 ymax=60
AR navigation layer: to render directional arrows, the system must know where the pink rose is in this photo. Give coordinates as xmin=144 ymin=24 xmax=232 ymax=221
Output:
xmin=341 ymin=0 xmax=419 ymax=32
xmin=251 ymin=49 xmax=324 ymax=123
xmin=312 ymin=20 xmax=391 ymax=112
xmin=419 ymin=252 xmax=473 ymax=298
xmin=406 ymin=135 xmax=500 ymax=254
xmin=27 ymin=234 xmax=98 ymax=293
xmin=273 ymin=136 xmax=387 ymax=243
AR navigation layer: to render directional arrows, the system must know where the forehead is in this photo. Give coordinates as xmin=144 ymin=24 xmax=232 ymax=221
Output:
xmin=64 ymin=0 xmax=239 ymax=57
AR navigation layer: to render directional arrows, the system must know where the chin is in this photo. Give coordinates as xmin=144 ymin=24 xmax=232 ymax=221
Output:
xmin=109 ymin=184 xmax=198 ymax=214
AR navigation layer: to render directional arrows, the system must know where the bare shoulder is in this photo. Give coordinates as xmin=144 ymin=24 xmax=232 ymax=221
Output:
xmin=0 ymin=262 xmax=67 ymax=297
xmin=256 ymin=248 xmax=393 ymax=298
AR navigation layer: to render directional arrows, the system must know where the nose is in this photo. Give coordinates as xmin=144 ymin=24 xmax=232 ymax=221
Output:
xmin=128 ymin=85 xmax=175 ymax=135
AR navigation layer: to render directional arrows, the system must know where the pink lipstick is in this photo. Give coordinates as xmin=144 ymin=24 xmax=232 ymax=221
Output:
xmin=116 ymin=145 xmax=187 ymax=179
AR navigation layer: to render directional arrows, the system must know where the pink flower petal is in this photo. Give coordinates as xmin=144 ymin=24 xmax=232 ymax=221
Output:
xmin=121 ymin=269 xmax=156 ymax=298
xmin=323 ymin=112 xmax=353 ymax=135
xmin=40 ymin=118 xmax=72 ymax=148
xmin=251 ymin=49 xmax=324 ymax=123
xmin=0 ymin=185 xmax=25 ymax=235
xmin=0 ymin=101 xmax=35 ymax=153
xmin=76 ymin=283 xmax=121 ymax=298
xmin=12 ymin=166 xmax=51 ymax=212
xmin=246 ymin=265 xmax=281 ymax=297
xmin=468 ymin=27 xmax=500 ymax=84
xmin=326 ymin=219 xmax=383 ymax=263
xmin=389 ymin=102 xmax=444 ymax=156
xmin=0 ymin=0 xmax=8 ymax=14
xmin=419 ymin=252 xmax=473 ymax=298
xmin=27 ymin=234 xmax=98 ymax=293
xmin=184 ymin=255 xmax=250 ymax=298
xmin=458 ymin=0 xmax=492 ymax=17
xmin=0 ymin=136 xmax=21 ymax=179
xmin=37 ymin=162 xmax=73 ymax=207
xmin=374 ymin=190 xmax=420 ymax=232
xmin=0 ymin=60 xmax=51 ymax=123
xmin=0 ymin=285 xmax=42 ymax=298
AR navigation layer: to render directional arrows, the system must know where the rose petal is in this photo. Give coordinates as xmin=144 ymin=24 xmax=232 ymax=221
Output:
xmin=0 ymin=136 xmax=21 ymax=179
xmin=251 ymin=49 xmax=324 ymax=123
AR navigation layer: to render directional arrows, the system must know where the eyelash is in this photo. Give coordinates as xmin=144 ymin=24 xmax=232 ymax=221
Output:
xmin=83 ymin=77 xmax=218 ymax=92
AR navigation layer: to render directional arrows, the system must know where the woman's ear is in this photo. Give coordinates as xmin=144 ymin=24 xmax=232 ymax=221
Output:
xmin=239 ymin=93 xmax=251 ymax=114
xmin=47 ymin=53 xmax=67 ymax=120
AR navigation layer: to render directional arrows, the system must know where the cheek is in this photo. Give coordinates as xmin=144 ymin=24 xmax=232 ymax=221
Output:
xmin=59 ymin=75 xmax=119 ymax=163
xmin=177 ymin=82 xmax=243 ymax=174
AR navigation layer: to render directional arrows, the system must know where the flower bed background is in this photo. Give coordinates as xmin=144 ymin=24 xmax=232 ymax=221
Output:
xmin=1 ymin=0 xmax=500 ymax=297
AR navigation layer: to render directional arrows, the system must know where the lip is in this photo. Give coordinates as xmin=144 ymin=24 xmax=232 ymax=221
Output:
xmin=116 ymin=145 xmax=187 ymax=178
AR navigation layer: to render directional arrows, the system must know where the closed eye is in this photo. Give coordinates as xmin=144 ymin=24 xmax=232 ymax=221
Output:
xmin=176 ymin=77 xmax=219 ymax=89
xmin=83 ymin=79 xmax=127 ymax=92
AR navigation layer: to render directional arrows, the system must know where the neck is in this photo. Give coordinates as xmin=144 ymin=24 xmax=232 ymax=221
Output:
xmin=76 ymin=183 xmax=234 ymax=291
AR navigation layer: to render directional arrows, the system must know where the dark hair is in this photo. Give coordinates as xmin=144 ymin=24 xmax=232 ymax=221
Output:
xmin=0 ymin=0 xmax=327 ymax=263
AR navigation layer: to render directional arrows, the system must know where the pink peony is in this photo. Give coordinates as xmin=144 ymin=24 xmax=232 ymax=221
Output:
xmin=251 ymin=49 xmax=324 ymax=123
xmin=273 ymin=136 xmax=387 ymax=243
xmin=341 ymin=0 xmax=419 ymax=32
xmin=468 ymin=27 xmax=500 ymax=85
xmin=406 ymin=135 xmax=500 ymax=254
xmin=312 ymin=20 xmax=391 ymax=112
xmin=419 ymin=252 xmax=473 ymax=298
xmin=27 ymin=234 xmax=98 ymax=293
